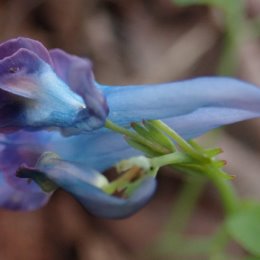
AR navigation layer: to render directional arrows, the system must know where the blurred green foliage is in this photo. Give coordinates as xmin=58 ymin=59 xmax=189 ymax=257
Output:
xmin=227 ymin=204 xmax=260 ymax=256
xmin=173 ymin=0 xmax=245 ymax=75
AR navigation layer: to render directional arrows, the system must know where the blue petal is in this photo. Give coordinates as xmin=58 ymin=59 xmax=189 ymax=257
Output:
xmin=163 ymin=107 xmax=259 ymax=140
xmin=50 ymin=49 xmax=109 ymax=130
xmin=49 ymin=77 xmax=260 ymax=172
xmin=99 ymin=77 xmax=260 ymax=139
xmin=36 ymin=154 xmax=156 ymax=219
xmin=50 ymin=130 xmax=137 ymax=172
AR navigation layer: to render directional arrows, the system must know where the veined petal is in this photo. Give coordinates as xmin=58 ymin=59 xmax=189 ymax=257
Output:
xmin=100 ymin=77 xmax=260 ymax=138
xmin=0 ymin=37 xmax=52 ymax=65
xmin=34 ymin=153 xmax=156 ymax=218
xmin=0 ymin=131 xmax=52 ymax=210
xmin=0 ymin=173 xmax=50 ymax=210
xmin=0 ymin=131 xmax=51 ymax=190
xmin=50 ymin=49 xmax=109 ymax=130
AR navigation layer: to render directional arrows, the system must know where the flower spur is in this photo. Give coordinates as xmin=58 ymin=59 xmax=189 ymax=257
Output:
xmin=1 ymin=37 xmax=260 ymax=218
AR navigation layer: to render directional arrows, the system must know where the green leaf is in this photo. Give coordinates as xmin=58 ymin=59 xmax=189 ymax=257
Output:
xmin=226 ymin=205 xmax=260 ymax=256
xmin=125 ymin=137 xmax=160 ymax=157
xmin=245 ymin=257 xmax=260 ymax=260
xmin=143 ymin=121 xmax=175 ymax=152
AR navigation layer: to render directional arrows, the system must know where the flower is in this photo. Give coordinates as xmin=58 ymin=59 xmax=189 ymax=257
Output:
xmin=1 ymin=37 xmax=260 ymax=218
xmin=17 ymin=152 xmax=157 ymax=218
xmin=0 ymin=37 xmax=108 ymax=135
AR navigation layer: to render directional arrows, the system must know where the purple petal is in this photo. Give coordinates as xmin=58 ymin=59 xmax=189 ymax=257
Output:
xmin=0 ymin=184 xmax=50 ymax=211
xmin=0 ymin=173 xmax=50 ymax=210
xmin=0 ymin=48 xmax=44 ymax=98
xmin=50 ymin=49 xmax=109 ymax=130
xmin=0 ymin=131 xmax=51 ymax=190
xmin=0 ymin=37 xmax=52 ymax=65
xmin=0 ymin=131 xmax=52 ymax=210
xmin=0 ymin=48 xmax=96 ymax=134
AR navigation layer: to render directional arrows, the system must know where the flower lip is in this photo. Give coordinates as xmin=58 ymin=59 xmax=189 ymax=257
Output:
xmin=0 ymin=37 xmax=52 ymax=65
xmin=20 ymin=152 xmax=157 ymax=219
xmin=0 ymin=37 xmax=109 ymax=134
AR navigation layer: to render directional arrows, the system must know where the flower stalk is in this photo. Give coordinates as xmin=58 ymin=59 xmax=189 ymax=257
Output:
xmin=105 ymin=119 xmax=240 ymax=216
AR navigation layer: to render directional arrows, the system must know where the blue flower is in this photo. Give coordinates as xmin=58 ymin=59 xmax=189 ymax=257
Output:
xmin=0 ymin=37 xmax=260 ymax=218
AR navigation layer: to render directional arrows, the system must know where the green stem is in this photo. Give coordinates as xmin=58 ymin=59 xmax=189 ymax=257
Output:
xmin=178 ymin=165 xmax=239 ymax=215
xmin=106 ymin=120 xmax=239 ymax=215
xmin=209 ymin=226 xmax=230 ymax=260
xmin=152 ymin=120 xmax=209 ymax=162
xmin=105 ymin=120 xmax=169 ymax=154
xmin=151 ymin=152 xmax=190 ymax=168
xmin=207 ymin=168 xmax=239 ymax=215
xmin=104 ymin=119 xmax=241 ymax=258
xmin=105 ymin=116 xmax=243 ymax=259
xmin=156 ymin=175 xmax=206 ymax=253
xmin=170 ymin=161 xmax=239 ymax=215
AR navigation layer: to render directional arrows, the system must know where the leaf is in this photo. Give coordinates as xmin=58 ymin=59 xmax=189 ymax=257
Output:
xmin=226 ymin=205 xmax=260 ymax=256
xmin=245 ymin=257 xmax=260 ymax=260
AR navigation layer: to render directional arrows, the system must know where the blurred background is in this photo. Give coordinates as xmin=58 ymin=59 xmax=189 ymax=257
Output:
xmin=0 ymin=0 xmax=260 ymax=259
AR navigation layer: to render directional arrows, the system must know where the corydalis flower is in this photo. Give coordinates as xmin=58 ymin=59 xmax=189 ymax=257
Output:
xmin=1 ymin=37 xmax=260 ymax=218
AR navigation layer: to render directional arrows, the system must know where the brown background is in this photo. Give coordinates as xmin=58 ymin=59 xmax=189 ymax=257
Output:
xmin=0 ymin=0 xmax=260 ymax=259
